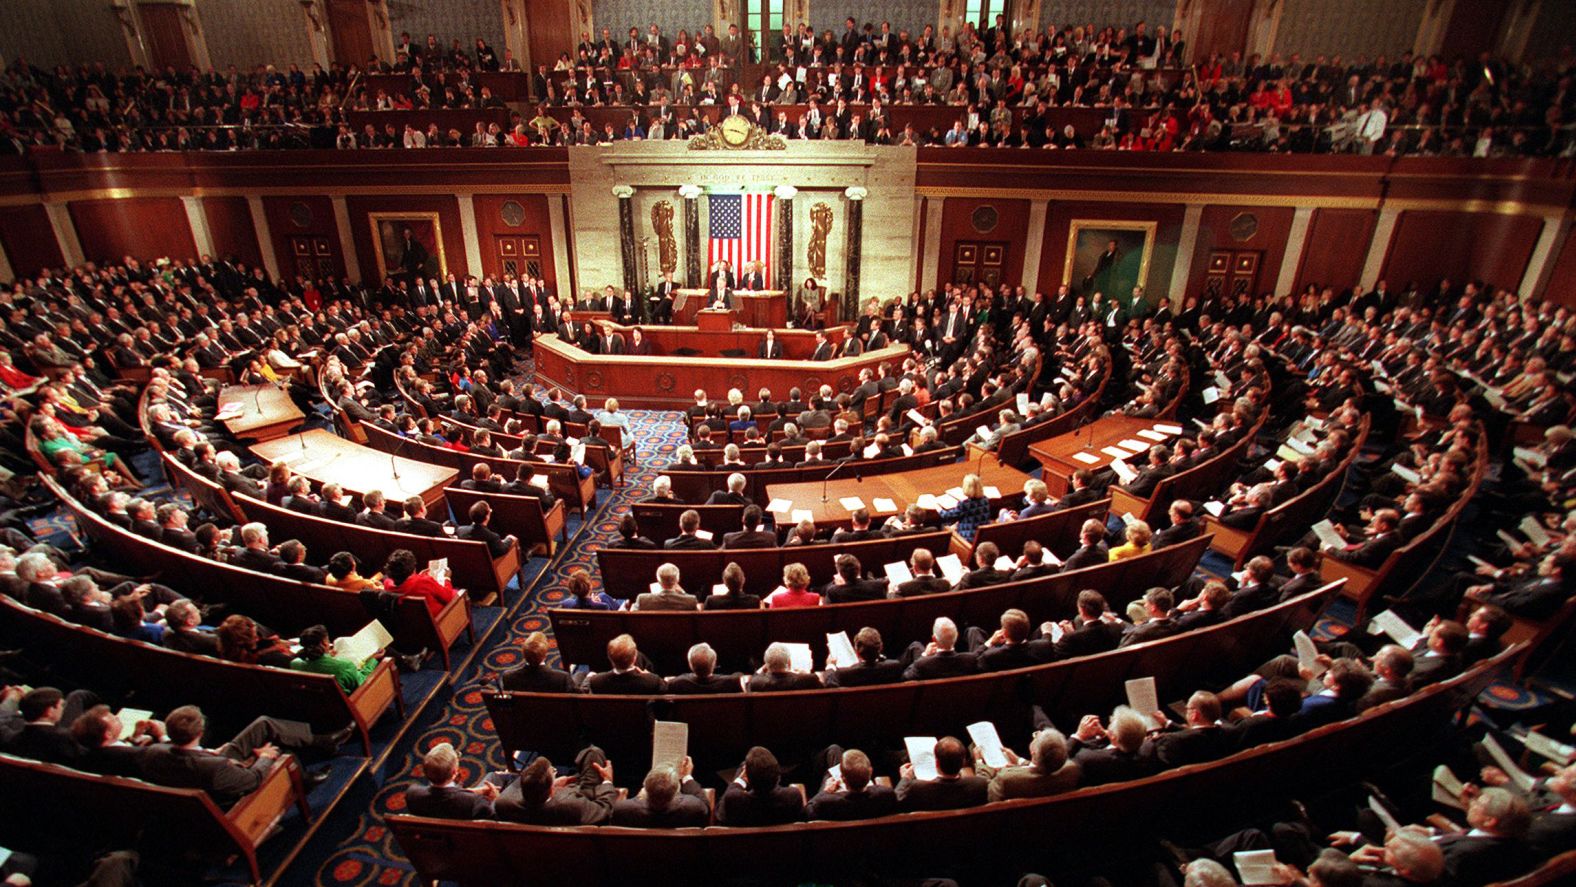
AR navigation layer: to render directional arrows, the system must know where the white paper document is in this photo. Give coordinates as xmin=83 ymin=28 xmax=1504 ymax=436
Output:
xmin=1432 ymin=765 xmax=1466 ymax=809
xmin=767 ymin=498 xmax=793 ymax=513
xmin=1137 ymin=429 xmax=1169 ymax=442
xmin=1480 ymin=734 xmax=1536 ymax=793
xmin=1203 ymin=500 xmax=1226 ymax=517
xmin=967 ymin=721 xmax=1009 ymax=769
xmin=934 ymin=494 xmax=959 ymax=510
xmin=826 ymin=631 xmax=857 ymax=669
xmin=839 ymin=496 xmax=866 ymax=511
xmin=1519 ymin=729 xmax=1576 ymax=764
xmin=1124 ymin=676 xmax=1159 ymax=717
xmin=1016 ymin=393 xmax=1031 ymax=412
xmin=906 ymin=736 xmax=939 ymax=781
xmin=1293 ymin=630 xmax=1326 ymax=677
xmin=1519 ymin=516 xmax=1551 ymax=547
xmin=935 ymin=553 xmax=965 ymax=584
xmin=945 ymin=487 xmax=966 ymax=500
xmin=1153 ymin=423 xmax=1183 ymax=435
xmin=693 ymin=528 xmax=714 ymax=541
xmin=1110 ymin=460 xmax=1138 ymax=484
xmin=1390 ymin=464 xmax=1421 ymax=484
xmin=1512 ymin=447 xmax=1546 ymax=468
xmin=863 ymin=443 xmax=881 ymax=458
xmin=529 ymin=474 xmax=550 ymax=489
xmin=1072 ymin=452 xmax=1102 ymax=465
xmin=334 ymin=619 xmax=394 ymax=665
xmin=784 ymin=642 xmax=814 ymax=674
xmin=883 ymin=561 xmax=913 ymax=584
xmin=1368 ymin=795 xmax=1403 ymax=835
xmin=983 ymin=486 xmax=1002 ymax=499
xmin=916 ymin=494 xmax=940 ymax=511
xmin=994 ymin=555 xmax=1017 ymax=572
xmin=1311 ymin=519 xmax=1345 ymax=549
xmin=651 ymin=720 xmax=688 ymax=773
xmin=1118 ymin=439 xmax=1150 ymax=453
xmin=1370 ymin=610 xmax=1422 ymax=649
xmin=115 ymin=708 xmax=154 ymax=741
xmin=427 ymin=557 xmax=449 ymax=585
xmin=1233 ymin=850 xmax=1279 ymax=886
xmin=975 ymin=425 xmax=994 ymax=442
xmin=872 ymin=497 xmax=897 ymax=513
xmin=906 ymin=409 xmax=927 ymax=426
xmin=791 ymin=509 xmax=815 ymax=524
xmin=1201 ymin=386 xmax=1220 ymax=405
xmin=1101 ymin=446 xmax=1132 ymax=460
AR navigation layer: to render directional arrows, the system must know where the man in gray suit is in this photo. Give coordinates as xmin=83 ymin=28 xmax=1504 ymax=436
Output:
xmin=973 ymin=728 xmax=1081 ymax=802
xmin=633 ymin=562 xmax=700 ymax=611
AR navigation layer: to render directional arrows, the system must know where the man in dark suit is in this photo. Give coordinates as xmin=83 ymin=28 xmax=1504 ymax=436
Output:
xmin=831 ymin=509 xmax=885 ymax=543
xmin=1219 ymin=486 xmax=1272 ymax=530
xmin=1407 ymin=620 xmax=1468 ymax=690
xmin=956 ymin=541 xmax=1013 ymax=590
xmin=584 ymin=634 xmax=665 ymax=694
xmin=806 ymin=749 xmax=899 ymax=820
xmin=718 ymin=746 xmax=805 ymax=825
xmin=738 ymin=262 xmax=767 ymax=292
xmin=1059 ymin=520 xmax=1111 ymax=571
xmin=493 ymin=747 xmax=618 ymax=825
xmin=2 ymin=687 xmax=87 ymax=764
xmin=456 ymin=501 xmax=517 ymax=558
xmin=1068 ymin=707 xmax=1158 ymax=786
xmin=142 ymin=705 xmax=346 ymax=806
xmin=277 ymin=540 xmax=326 ymax=583
xmin=1121 ymin=587 xmax=1181 ymax=647
xmin=756 ymin=331 xmax=784 ymax=359
xmin=824 ymin=627 xmax=907 ymax=687
xmin=1221 ymin=556 xmax=1283 ymax=619
xmin=1323 ymin=508 xmax=1402 ymax=568
xmin=746 ymin=643 xmax=824 ymax=692
xmin=1151 ymin=501 xmax=1203 ymax=549
xmin=403 ymin=741 xmax=497 ymax=820
xmin=317 ymin=485 xmax=359 ymax=523
xmin=1054 ymin=469 xmax=1101 ymax=511
xmin=895 ymin=736 xmax=989 ymax=811
xmin=228 ymin=523 xmax=286 ymax=574
xmin=664 ymin=510 xmax=717 ymax=549
xmin=810 ymin=331 xmax=834 ymax=361
xmin=722 ymin=505 xmax=777 ymax=549
xmin=664 ymin=643 xmax=744 ymax=694
xmin=1277 ymin=547 xmax=1324 ymax=601
xmin=890 ymin=549 xmax=953 ymax=598
xmin=394 ymin=496 xmax=446 ymax=537
xmin=499 ymin=632 xmax=577 ymax=693
xmin=1143 ymin=692 xmax=1231 ymax=768
xmin=354 ymin=491 xmax=399 ymax=530
xmin=821 ymin=554 xmax=889 ymax=603
xmin=902 ymin=618 xmax=979 ymax=680
xmin=1120 ymin=444 xmax=1175 ymax=499
xmin=610 ymin=761 xmax=711 ymax=827
xmin=705 ymin=473 xmax=750 ymax=507
xmin=1050 ymin=591 xmax=1124 ymax=658
xmin=968 ymin=609 xmax=1050 ymax=672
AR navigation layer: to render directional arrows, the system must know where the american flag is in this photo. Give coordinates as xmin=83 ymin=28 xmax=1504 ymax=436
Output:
xmin=707 ymin=193 xmax=774 ymax=286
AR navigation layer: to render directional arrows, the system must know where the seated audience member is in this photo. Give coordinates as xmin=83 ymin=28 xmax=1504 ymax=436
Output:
xmin=825 ymin=626 xmax=907 ymax=687
xmin=665 ymin=642 xmax=744 ymax=694
xmin=383 ymin=548 xmax=457 ymax=618
xmin=142 ymin=704 xmax=349 ymax=806
xmin=718 ymin=746 xmax=806 ymax=826
xmin=903 ymin=617 xmax=979 ymax=679
xmin=355 ymin=489 xmax=398 ymax=529
xmin=722 ymin=505 xmax=777 ymax=549
xmin=706 ymin=472 xmax=750 ymax=506
xmin=325 ymin=551 xmax=381 ymax=591
xmin=832 ymin=508 xmax=886 ymax=542
xmin=1108 ymin=520 xmax=1152 ymax=561
xmin=821 ymin=553 xmax=889 ymax=603
xmin=1067 ymin=705 xmax=1159 ymax=786
xmin=291 ymin=624 xmax=379 ymax=691
xmin=499 ymin=631 xmax=577 ymax=693
xmin=1061 ymin=519 xmax=1111 ymax=570
xmin=967 ymin=608 xmax=1048 ymax=671
xmin=895 ymin=736 xmax=989 ymax=811
xmin=764 ymin=562 xmax=821 ymax=608
xmin=957 ymin=541 xmax=1013 ymax=589
xmin=404 ymin=741 xmax=498 ymax=820
xmin=610 ymin=760 xmax=711 ymax=828
xmin=664 ymin=509 xmax=716 ymax=549
xmin=558 ymin=568 xmax=621 ymax=610
xmin=395 ymin=496 xmax=446 ymax=536
xmin=1047 ymin=590 xmax=1123 ymax=658
xmin=494 ymin=747 xmax=618 ymax=825
xmin=704 ymin=561 xmax=761 ymax=609
xmin=584 ymin=634 xmax=663 ymax=694
xmin=806 ymin=748 xmax=898 ymax=820
xmin=457 ymin=500 xmax=517 ymax=557
xmin=746 ymin=642 xmax=823 ymax=692
xmin=634 ymin=562 xmax=700 ymax=611
xmin=609 ymin=513 xmax=659 ymax=549
xmin=974 ymin=728 xmax=1080 ymax=801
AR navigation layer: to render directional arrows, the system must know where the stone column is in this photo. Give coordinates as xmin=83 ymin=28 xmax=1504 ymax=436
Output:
xmin=331 ymin=196 xmax=360 ymax=283
xmin=1360 ymin=207 xmax=1402 ymax=290
xmin=180 ymin=196 xmax=214 ymax=258
xmin=44 ymin=204 xmax=85 ymax=267
xmin=1519 ymin=215 xmax=1570 ymax=298
xmin=301 ymin=0 xmax=332 ymax=69
xmin=774 ymin=185 xmax=797 ymax=292
xmin=1274 ymin=206 xmax=1314 ymax=297
xmin=843 ymin=186 xmax=866 ymax=316
xmin=680 ymin=184 xmax=703 ymax=288
xmin=457 ymin=194 xmax=483 ymax=279
xmin=613 ymin=185 xmax=638 ymax=297
xmin=247 ymin=197 xmax=279 ymax=279
xmin=1168 ymin=204 xmax=1204 ymax=301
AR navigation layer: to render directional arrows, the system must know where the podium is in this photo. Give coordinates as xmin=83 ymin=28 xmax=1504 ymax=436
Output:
xmin=696 ymin=309 xmax=737 ymax=332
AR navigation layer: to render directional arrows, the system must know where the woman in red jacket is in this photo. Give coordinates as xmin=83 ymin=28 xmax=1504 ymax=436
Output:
xmin=383 ymin=548 xmax=457 ymax=618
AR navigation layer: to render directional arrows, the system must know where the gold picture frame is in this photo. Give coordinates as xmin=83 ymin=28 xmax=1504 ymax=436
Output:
xmin=1062 ymin=220 xmax=1157 ymax=304
xmin=369 ymin=212 xmax=447 ymax=282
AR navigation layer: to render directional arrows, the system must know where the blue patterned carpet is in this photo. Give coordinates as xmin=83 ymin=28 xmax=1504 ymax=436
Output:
xmin=308 ymin=407 xmax=689 ymax=887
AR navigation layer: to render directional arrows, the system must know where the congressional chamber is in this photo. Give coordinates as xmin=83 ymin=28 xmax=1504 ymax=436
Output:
xmin=1 ymin=3 xmax=1576 ymax=886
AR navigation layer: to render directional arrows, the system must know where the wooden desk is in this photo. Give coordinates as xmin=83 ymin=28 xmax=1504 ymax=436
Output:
xmin=533 ymin=330 xmax=897 ymax=410
xmin=217 ymin=384 xmax=305 ymax=442
xmin=1028 ymin=416 xmax=1187 ymax=497
xmin=675 ymin=289 xmax=785 ymax=327
xmin=251 ymin=429 xmax=457 ymax=509
xmin=764 ymin=456 xmax=1032 ymax=528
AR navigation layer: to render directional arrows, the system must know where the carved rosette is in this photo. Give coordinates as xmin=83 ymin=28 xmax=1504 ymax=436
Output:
xmin=656 ymin=373 xmax=676 ymax=392
xmin=585 ymin=370 xmax=604 ymax=391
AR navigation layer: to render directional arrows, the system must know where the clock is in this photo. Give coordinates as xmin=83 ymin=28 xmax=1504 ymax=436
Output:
xmin=719 ymin=115 xmax=753 ymax=148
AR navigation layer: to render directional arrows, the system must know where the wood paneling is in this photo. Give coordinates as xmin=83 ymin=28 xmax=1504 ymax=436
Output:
xmin=260 ymin=196 xmax=344 ymax=282
xmin=325 ymin=0 xmax=374 ymax=66
xmin=1295 ymin=208 xmax=1377 ymax=294
xmin=138 ymin=3 xmax=192 ymax=70
xmin=0 ymin=205 xmax=64 ymax=276
xmin=67 ymin=198 xmax=195 ymax=264
xmin=201 ymin=196 xmax=262 ymax=267
xmin=1381 ymin=210 xmax=1542 ymax=293
xmin=1186 ymin=205 xmax=1296 ymax=300
xmin=1540 ymin=225 xmax=1576 ymax=307
xmin=472 ymin=195 xmax=556 ymax=288
xmin=1191 ymin=0 xmax=1255 ymax=62
xmin=343 ymin=195 xmax=468 ymax=284
xmin=524 ymin=0 xmax=574 ymax=74
xmin=936 ymin=197 xmax=1029 ymax=289
xmin=1440 ymin=1 xmax=1508 ymax=62
xmin=1038 ymin=202 xmax=1188 ymax=299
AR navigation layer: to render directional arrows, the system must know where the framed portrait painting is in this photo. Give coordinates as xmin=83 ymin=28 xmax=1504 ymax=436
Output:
xmin=1062 ymin=221 xmax=1156 ymax=308
xmin=370 ymin=213 xmax=446 ymax=283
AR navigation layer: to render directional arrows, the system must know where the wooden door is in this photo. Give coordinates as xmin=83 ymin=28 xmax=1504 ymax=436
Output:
xmin=139 ymin=3 xmax=193 ymax=70
xmin=326 ymin=0 xmax=375 ymax=66
xmin=952 ymin=241 xmax=1008 ymax=288
xmin=525 ymin=0 xmax=574 ymax=74
xmin=493 ymin=235 xmax=544 ymax=280
xmin=1191 ymin=0 xmax=1254 ymax=63
xmin=1202 ymin=250 xmax=1261 ymax=302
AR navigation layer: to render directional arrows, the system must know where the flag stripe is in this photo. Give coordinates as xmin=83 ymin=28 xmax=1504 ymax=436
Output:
xmin=708 ymin=193 xmax=774 ymax=287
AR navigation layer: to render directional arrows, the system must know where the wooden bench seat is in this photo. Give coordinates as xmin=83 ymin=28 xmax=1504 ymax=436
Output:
xmin=391 ymin=641 xmax=1519 ymax=887
xmin=361 ymin=422 xmax=599 ymax=516
xmin=443 ymin=485 xmax=569 ymax=557
xmin=663 ymin=446 xmax=963 ymax=507
xmin=632 ymin=501 xmax=748 ymax=542
xmin=1107 ymin=408 xmax=1267 ymax=528
xmin=0 ymin=749 xmax=305 ymax=887
xmin=0 ymin=595 xmax=402 ymax=755
xmin=40 ymin=475 xmax=475 ymax=669
xmin=556 ymin=533 xmax=1211 ymax=673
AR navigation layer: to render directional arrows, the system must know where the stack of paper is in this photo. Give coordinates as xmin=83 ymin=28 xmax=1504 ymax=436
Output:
xmin=872 ymin=497 xmax=898 ymax=513
xmin=1110 ymin=460 xmax=1138 ymax=484
xmin=839 ymin=496 xmax=866 ymax=511
xmin=767 ymin=498 xmax=793 ymax=514
xmin=1203 ymin=501 xmax=1226 ymax=517
xmin=1310 ymin=519 xmax=1345 ymax=549
xmin=1153 ymin=423 xmax=1184 ymax=435
xmin=1136 ymin=428 xmax=1169 ymax=442
xmin=1101 ymin=445 xmax=1133 ymax=460
xmin=916 ymin=494 xmax=940 ymax=510
xmin=1118 ymin=439 xmax=1150 ymax=453
xmin=334 ymin=619 xmax=394 ymax=665
xmin=1072 ymin=452 xmax=1102 ymax=465
xmin=983 ymin=486 xmax=1002 ymax=499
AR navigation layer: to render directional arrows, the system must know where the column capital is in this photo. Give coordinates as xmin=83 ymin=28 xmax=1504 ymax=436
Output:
xmin=844 ymin=186 xmax=867 ymax=201
xmin=773 ymin=185 xmax=799 ymax=201
xmin=678 ymin=184 xmax=704 ymax=200
xmin=611 ymin=185 xmax=636 ymax=199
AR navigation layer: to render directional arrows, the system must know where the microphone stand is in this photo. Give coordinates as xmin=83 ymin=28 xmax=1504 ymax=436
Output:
xmin=388 ymin=429 xmax=409 ymax=482
xmin=821 ymin=455 xmax=851 ymax=504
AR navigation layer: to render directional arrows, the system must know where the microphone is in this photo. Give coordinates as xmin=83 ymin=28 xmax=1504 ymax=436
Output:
xmin=387 ymin=428 xmax=410 ymax=481
xmin=253 ymin=384 xmax=262 ymax=415
xmin=821 ymin=454 xmax=852 ymax=504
